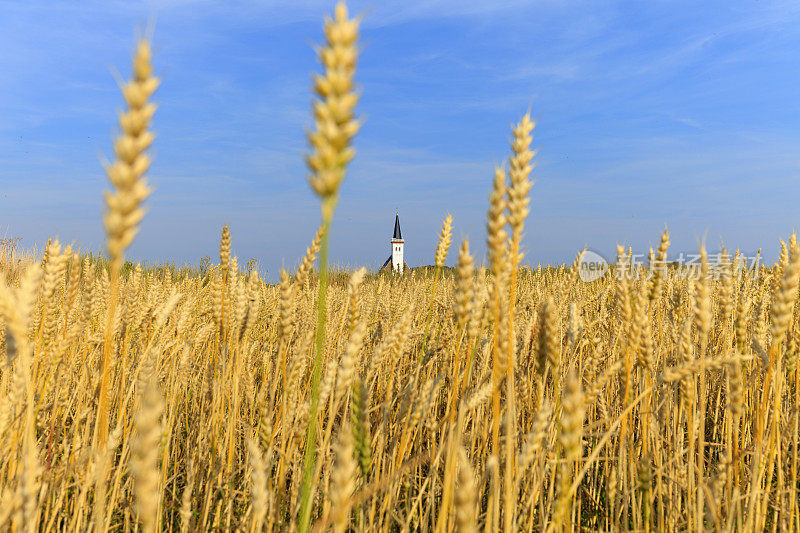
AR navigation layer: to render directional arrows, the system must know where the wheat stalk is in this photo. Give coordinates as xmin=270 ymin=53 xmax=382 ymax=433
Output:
xmin=96 ymin=38 xmax=157 ymax=448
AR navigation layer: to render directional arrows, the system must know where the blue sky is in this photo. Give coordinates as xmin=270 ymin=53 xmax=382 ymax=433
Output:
xmin=2 ymin=0 xmax=799 ymax=279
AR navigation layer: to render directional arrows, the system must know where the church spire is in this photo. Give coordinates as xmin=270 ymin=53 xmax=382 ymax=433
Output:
xmin=393 ymin=214 xmax=402 ymax=240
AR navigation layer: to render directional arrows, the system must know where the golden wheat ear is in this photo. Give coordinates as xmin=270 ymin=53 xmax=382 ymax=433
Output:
xmin=306 ymin=1 xmax=360 ymax=211
xmin=131 ymin=374 xmax=163 ymax=533
xmin=104 ymin=39 xmax=157 ymax=271
xmin=507 ymin=112 xmax=535 ymax=265
xmin=434 ymin=214 xmax=453 ymax=268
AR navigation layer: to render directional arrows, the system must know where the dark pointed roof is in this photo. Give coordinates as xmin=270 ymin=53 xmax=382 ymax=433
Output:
xmin=393 ymin=214 xmax=402 ymax=240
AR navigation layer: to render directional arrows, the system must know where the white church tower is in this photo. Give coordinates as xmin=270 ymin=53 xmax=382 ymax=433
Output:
xmin=391 ymin=214 xmax=404 ymax=273
xmin=381 ymin=214 xmax=406 ymax=273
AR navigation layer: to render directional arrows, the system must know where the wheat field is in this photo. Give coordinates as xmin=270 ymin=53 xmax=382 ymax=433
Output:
xmin=2 ymin=3 xmax=800 ymax=532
